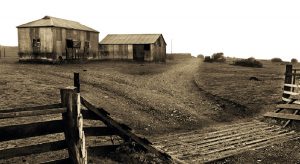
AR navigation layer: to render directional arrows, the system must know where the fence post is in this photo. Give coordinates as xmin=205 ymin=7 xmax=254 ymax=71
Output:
xmin=74 ymin=73 xmax=80 ymax=93
xmin=283 ymin=64 xmax=293 ymax=99
xmin=0 ymin=48 xmax=1 ymax=58
xmin=3 ymin=48 xmax=5 ymax=58
xmin=60 ymin=87 xmax=87 ymax=164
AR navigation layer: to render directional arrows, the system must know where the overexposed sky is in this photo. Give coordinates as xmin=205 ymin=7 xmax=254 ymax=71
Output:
xmin=1 ymin=0 xmax=300 ymax=60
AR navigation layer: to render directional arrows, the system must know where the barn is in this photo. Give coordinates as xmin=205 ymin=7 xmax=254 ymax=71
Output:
xmin=17 ymin=16 xmax=99 ymax=62
xmin=99 ymin=34 xmax=166 ymax=62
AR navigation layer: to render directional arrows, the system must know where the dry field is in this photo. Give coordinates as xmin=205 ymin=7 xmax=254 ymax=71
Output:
xmin=0 ymin=52 xmax=300 ymax=163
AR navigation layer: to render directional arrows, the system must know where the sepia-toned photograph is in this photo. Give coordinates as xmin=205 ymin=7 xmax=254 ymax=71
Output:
xmin=0 ymin=0 xmax=300 ymax=163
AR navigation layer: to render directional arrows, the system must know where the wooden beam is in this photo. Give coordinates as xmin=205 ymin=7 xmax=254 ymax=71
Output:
xmin=0 ymin=140 xmax=67 ymax=159
xmin=80 ymin=96 xmax=172 ymax=162
xmin=284 ymin=84 xmax=300 ymax=88
xmin=264 ymin=112 xmax=300 ymax=121
xmin=0 ymin=108 xmax=66 ymax=119
xmin=283 ymin=65 xmax=293 ymax=99
xmin=0 ymin=120 xmax=64 ymax=141
xmin=283 ymin=91 xmax=299 ymax=96
xmin=74 ymin=72 xmax=80 ymax=93
xmin=61 ymin=88 xmax=87 ymax=164
xmin=0 ymin=103 xmax=62 ymax=113
xmin=276 ymin=104 xmax=300 ymax=110
xmin=84 ymin=127 xmax=117 ymax=136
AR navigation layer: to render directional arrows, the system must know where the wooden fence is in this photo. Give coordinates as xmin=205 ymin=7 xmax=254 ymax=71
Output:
xmin=0 ymin=73 xmax=172 ymax=163
xmin=264 ymin=64 xmax=300 ymax=127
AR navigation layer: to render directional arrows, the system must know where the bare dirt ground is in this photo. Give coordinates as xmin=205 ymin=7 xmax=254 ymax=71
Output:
xmin=0 ymin=55 xmax=300 ymax=163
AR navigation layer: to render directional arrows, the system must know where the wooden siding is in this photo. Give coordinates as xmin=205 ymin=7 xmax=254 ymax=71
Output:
xmin=18 ymin=27 xmax=99 ymax=61
xmin=99 ymin=34 xmax=166 ymax=62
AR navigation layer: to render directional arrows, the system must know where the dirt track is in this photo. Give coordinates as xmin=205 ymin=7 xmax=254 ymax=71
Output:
xmin=0 ymin=58 xmax=225 ymax=137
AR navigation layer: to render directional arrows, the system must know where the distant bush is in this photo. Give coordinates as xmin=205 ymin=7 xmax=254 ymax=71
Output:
xmin=197 ymin=54 xmax=204 ymax=59
xmin=233 ymin=57 xmax=263 ymax=68
xmin=271 ymin=57 xmax=282 ymax=62
xmin=291 ymin=58 xmax=298 ymax=64
xmin=211 ymin=52 xmax=226 ymax=62
xmin=204 ymin=56 xmax=212 ymax=62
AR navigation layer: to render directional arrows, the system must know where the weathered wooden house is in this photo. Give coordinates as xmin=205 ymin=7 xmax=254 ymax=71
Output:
xmin=99 ymin=34 xmax=166 ymax=62
xmin=17 ymin=16 xmax=99 ymax=62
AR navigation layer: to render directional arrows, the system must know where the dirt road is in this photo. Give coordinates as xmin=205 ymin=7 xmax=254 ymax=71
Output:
xmin=0 ymin=58 xmax=223 ymax=136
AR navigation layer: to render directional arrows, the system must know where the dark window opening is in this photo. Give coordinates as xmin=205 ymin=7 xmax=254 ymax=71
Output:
xmin=144 ymin=44 xmax=150 ymax=51
xmin=32 ymin=38 xmax=41 ymax=48
xmin=84 ymin=41 xmax=90 ymax=49
xmin=66 ymin=39 xmax=81 ymax=48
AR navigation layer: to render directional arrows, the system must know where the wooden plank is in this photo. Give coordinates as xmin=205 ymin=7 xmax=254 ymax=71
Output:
xmin=154 ymin=121 xmax=261 ymax=141
xmin=283 ymin=65 xmax=293 ymax=99
xmin=184 ymin=131 xmax=295 ymax=160
xmin=0 ymin=103 xmax=62 ymax=113
xmin=283 ymin=110 xmax=299 ymax=127
xmin=84 ymin=127 xmax=117 ymax=136
xmin=80 ymin=96 xmax=172 ymax=162
xmin=264 ymin=112 xmax=300 ymax=120
xmin=201 ymin=132 xmax=299 ymax=163
xmin=0 ymin=140 xmax=67 ymax=159
xmin=281 ymin=97 xmax=300 ymax=104
xmin=0 ymin=120 xmax=64 ymax=141
xmin=284 ymin=84 xmax=300 ymax=88
xmin=60 ymin=88 xmax=87 ymax=164
xmin=283 ymin=91 xmax=299 ymax=96
xmin=276 ymin=104 xmax=300 ymax=110
xmin=0 ymin=108 xmax=66 ymax=119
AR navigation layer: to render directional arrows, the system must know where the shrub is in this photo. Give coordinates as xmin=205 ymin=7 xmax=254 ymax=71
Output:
xmin=211 ymin=52 xmax=226 ymax=62
xmin=204 ymin=56 xmax=212 ymax=62
xmin=291 ymin=58 xmax=298 ymax=64
xmin=233 ymin=57 xmax=263 ymax=68
xmin=271 ymin=57 xmax=282 ymax=62
xmin=197 ymin=54 xmax=204 ymax=59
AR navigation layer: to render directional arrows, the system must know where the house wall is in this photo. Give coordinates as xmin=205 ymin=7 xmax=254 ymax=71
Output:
xmin=99 ymin=44 xmax=133 ymax=60
xmin=18 ymin=27 xmax=99 ymax=61
xmin=53 ymin=28 xmax=99 ymax=60
xmin=18 ymin=27 xmax=53 ymax=59
xmin=151 ymin=36 xmax=166 ymax=62
xmin=98 ymin=35 xmax=166 ymax=62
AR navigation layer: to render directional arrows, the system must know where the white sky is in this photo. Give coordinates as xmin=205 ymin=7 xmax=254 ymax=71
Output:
xmin=1 ymin=0 xmax=300 ymax=60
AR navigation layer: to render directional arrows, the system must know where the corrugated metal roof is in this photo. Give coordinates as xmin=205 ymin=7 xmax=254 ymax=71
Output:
xmin=99 ymin=34 xmax=163 ymax=44
xmin=17 ymin=16 xmax=98 ymax=33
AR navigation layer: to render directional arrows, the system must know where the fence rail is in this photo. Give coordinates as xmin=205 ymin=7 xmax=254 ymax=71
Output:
xmin=0 ymin=72 xmax=173 ymax=163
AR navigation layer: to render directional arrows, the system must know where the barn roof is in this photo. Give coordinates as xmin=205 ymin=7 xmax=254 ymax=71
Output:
xmin=99 ymin=34 xmax=165 ymax=44
xmin=17 ymin=16 xmax=98 ymax=33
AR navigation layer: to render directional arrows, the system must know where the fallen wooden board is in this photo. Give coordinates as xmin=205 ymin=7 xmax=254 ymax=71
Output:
xmin=276 ymin=104 xmax=300 ymax=110
xmin=264 ymin=112 xmax=300 ymax=121
xmin=283 ymin=91 xmax=300 ymax=96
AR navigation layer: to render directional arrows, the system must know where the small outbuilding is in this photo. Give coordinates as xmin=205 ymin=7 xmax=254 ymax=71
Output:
xmin=99 ymin=34 xmax=166 ymax=62
xmin=17 ymin=16 xmax=99 ymax=62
